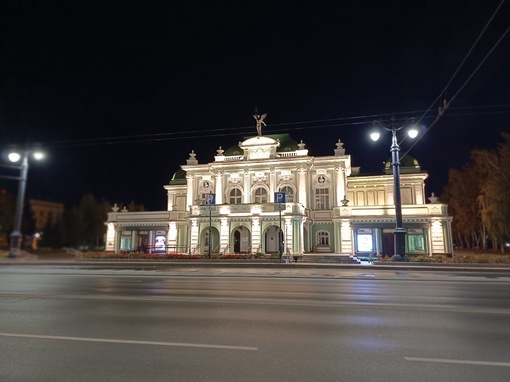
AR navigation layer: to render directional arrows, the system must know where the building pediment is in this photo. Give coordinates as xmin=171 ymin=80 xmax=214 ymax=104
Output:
xmin=239 ymin=136 xmax=280 ymax=160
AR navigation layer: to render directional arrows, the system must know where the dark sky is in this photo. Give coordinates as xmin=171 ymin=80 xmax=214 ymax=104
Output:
xmin=1 ymin=0 xmax=509 ymax=211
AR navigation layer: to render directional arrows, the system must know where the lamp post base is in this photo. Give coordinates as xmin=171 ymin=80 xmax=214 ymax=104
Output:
xmin=8 ymin=250 xmax=19 ymax=259
xmin=9 ymin=231 xmax=22 ymax=258
xmin=394 ymin=228 xmax=408 ymax=262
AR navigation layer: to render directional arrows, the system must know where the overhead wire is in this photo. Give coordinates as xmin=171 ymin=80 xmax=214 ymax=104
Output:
xmin=400 ymin=0 xmax=509 ymax=160
xmin=16 ymin=109 xmax=433 ymax=149
xmin=3 ymin=0 xmax=509 ymax=153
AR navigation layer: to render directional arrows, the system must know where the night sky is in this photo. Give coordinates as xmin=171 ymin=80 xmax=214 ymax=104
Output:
xmin=1 ymin=0 xmax=509 ymax=211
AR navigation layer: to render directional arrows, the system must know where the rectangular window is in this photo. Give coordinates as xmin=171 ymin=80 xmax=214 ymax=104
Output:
xmin=315 ymin=188 xmax=330 ymax=210
xmin=401 ymin=187 xmax=413 ymax=205
xmin=407 ymin=233 xmax=426 ymax=253
xmin=356 ymin=228 xmax=373 ymax=252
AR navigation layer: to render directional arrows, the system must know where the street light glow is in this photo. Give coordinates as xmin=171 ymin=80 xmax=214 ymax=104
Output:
xmin=370 ymin=132 xmax=381 ymax=141
xmin=407 ymin=128 xmax=419 ymax=139
xmin=33 ymin=151 xmax=45 ymax=160
xmin=8 ymin=152 xmax=21 ymax=163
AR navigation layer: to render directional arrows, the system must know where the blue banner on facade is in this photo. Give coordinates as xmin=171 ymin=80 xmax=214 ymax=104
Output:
xmin=205 ymin=193 xmax=216 ymax=205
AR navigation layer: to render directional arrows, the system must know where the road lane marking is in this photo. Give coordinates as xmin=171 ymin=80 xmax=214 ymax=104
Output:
xmin=405 ymin=356 xmax=510 ymax=367
xmin=0 ymin=332 xmax=257 ymax=351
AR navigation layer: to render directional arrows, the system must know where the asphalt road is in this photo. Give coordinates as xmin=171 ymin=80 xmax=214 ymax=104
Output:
xmin=0 ymin=265 xmax=509 ymax=382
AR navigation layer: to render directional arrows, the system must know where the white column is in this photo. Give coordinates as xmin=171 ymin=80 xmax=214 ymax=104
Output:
xmin=251 ymin=217 xmax=261 ymax=253
xmin=167 ymin=190 xmax=174 ymax=211
xmin=340 ymin=219 xmax=353 ymax=254
xmin=190 ymin=219 xmax=199 ymax=254
xmin=243 ymin=170 xmax=250 ymax=203
xmin=186 ymin=174 xmax=195 ymax=210
xmin=220 ymin=218 xmax=229 ymax=253
xmin=269 ymin=169 xmax=276 ymax=201
xmin=167 ymin=222 xmax=177 ymax=249
xmin=105 ymin=223 xmax=115 ymax=252
xmin=298 ymin=166 xmax=307 ymax=208
xmin=335 ymin=166 xmax=346 ymax=207
xmin=284 ymin=217 xmax=293 ymax=254
xmin=131 ymin=231 xmax=137 ymax=251
xmin=215 ymin=172 xmax=223 ymax=204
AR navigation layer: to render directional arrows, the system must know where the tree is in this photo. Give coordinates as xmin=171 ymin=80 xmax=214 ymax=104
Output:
xmin=0 ymin=189 xmax=15 ymax=244
xmin=78 ymin=194 xmax=110 ymax=249
xmin=442 ymin=163 xmax=486 ymax=249
xmin=62 ymin=206 xmax=84 ymax=247
xmin=126 ymin=200 xmax=145 ymax=212
xmin=444 ymin=133 xmax=510 ymax=252
xmin=40 ymin=218 xmax=65 ymax=248
xmin=472 ymin=133 xmax=510 ymax=251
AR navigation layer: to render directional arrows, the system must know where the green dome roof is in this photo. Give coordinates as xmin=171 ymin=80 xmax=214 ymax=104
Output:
xmin=169 ymin=168 xmax=186 ymax=184
xmin=384 ymin=155 xmax=421 ymax=174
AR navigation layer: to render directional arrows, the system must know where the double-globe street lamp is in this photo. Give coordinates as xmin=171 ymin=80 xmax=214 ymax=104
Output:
xmin=2 ymin=150 xmax=44 ymax=258
xmin=370 ymin=118 xmax=418 ymax=261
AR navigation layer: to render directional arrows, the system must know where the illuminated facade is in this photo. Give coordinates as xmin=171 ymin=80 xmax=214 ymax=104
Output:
xmin=105 ymin=126 xmax=453 ymax=257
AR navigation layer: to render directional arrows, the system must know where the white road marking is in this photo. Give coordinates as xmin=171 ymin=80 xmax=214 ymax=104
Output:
xmin=0 ymin=332 xmax=257 ymax=351
xmin=405 ymin=356 xmax=510 ymax=367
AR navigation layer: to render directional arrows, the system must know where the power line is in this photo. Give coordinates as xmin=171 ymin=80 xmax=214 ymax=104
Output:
xmin=3 ymin=103 xmax=508 ymax=150
xmin=401 ymin=0 xmax=509 ymax=160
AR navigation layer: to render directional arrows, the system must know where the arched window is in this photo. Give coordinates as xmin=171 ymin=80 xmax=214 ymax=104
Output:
xmin=229 ymin=188 xmax=242 ymax=204
xmin=316 ymin=231 xmax=330 ymax=246
xmin=279 ymin=185 xmax=294 ymax=202
xmin=254 ymin=187 xmax=268 ymax=203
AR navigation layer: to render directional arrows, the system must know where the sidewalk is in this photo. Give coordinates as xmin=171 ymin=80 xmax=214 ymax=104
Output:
xmin=2 ymin=251 xmax=510 ymax=273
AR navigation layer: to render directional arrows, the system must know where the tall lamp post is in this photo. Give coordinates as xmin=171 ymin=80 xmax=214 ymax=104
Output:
xmin=3 ymin=150 xmax=44 ymax=258
xmin=370 ymin=118 xmax=417 ymax=262
xmin=205 ymin=192 xmax=215 ymax=259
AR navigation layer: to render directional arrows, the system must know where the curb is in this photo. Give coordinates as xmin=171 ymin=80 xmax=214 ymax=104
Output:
xmin=2 ymin=258 xmax=510 ymax=273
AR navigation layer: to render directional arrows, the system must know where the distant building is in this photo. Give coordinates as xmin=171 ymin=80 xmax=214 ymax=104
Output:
xmin=29 ymin=199 xmax=64 ymax=249
xmin=29 ymin=199 xmax=65 ymax=232
xmin=105 ymin=120 xmax=453 ymax=257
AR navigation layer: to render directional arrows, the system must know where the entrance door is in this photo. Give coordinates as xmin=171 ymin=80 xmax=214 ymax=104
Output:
xmin=138 ymin=234 xmax=149 ymax=252
xmin=234 ymin=230 xmax=241 ymax=253
xmin=265 ymin=226 xmax=280 ymax=253
xmin=381 ymin=232 xmax=394 ymax=257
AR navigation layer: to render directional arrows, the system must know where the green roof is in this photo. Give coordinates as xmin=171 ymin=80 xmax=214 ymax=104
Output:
xmin=169 ymin=168 xmax=186 ymax=185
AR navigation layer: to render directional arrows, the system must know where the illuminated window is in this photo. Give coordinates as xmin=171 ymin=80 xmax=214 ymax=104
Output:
xmin=407 ymin=234 xmax=426 ymax=253
xmin=254 ymin=187 xmax=268 ymax=203
xmin=279 ymin=186 xmax=294 ymax=202
xmin=315 ymin=188 xmax=330 ymax=210
xmin=316 ymin=231 xmax=330 ymax=246
xmin=229 ymin=188 xmax=242 ymax=204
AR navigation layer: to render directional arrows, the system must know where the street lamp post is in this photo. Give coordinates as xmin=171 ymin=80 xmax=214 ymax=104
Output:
xmin=204 ymin=192 xmax=215 ymax=259
xmin=279 ymin=203 xmax=283 ymax=260
xmin=208 ymin=204 xmax=212 ymax=259
xmin=4 ymin=150 xmax=44 ymax=258
xmin=371 ymin=118 xmax=417 ymax=261
xmin=9 ymin=153 xmax=28 ymax=258
xmin=389 ymin=127 xmax=406 ymax=260
xmin=194 ymin=198 xmax=202 ymax=255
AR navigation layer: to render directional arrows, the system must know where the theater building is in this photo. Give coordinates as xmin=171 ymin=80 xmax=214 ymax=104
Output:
xmin=105 ymin=122 xmax=453 ymax=258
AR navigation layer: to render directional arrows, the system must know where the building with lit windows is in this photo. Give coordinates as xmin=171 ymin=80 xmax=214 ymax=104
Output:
xmin=105 ymin=121 xmax=453 ymax=258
